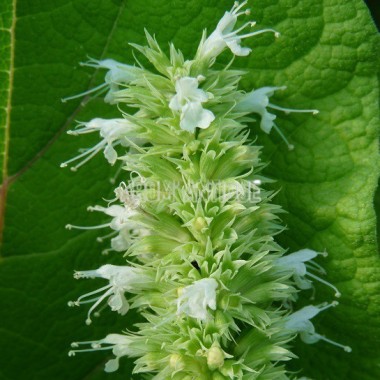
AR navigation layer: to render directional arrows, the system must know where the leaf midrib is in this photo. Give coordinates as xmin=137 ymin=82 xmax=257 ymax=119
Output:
xmin=0 ymin=0 xmax=127 ymax=248
xmin=0 ymin=0 xmax=16 ymax=248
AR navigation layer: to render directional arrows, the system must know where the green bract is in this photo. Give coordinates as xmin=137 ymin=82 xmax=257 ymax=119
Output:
xmin=63 ymin=2 xmax=352 ymax=378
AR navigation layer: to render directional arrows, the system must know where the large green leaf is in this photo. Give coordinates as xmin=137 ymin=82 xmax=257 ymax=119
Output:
xmin=0 ymin=0 xmax=378 ymax=379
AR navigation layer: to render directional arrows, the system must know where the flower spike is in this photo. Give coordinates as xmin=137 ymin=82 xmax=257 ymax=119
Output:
xmin=64 ymin=3 xmax=350 ymax=378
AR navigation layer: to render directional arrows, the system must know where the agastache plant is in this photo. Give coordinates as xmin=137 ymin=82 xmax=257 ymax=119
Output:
xmin=63 ymin=2 xmax=351 ymax=378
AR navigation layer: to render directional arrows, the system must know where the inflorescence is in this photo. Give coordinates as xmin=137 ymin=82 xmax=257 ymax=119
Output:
xmin=63 ymin=2 xmax=349 ymax=379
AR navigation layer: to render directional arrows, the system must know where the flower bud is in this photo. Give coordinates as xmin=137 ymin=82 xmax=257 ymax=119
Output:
xmin=207 ymin=346 xmax=225 ymax=370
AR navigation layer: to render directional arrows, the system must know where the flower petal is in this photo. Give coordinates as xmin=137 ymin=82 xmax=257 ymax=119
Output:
xmin=180 ymin=102 xmax=215 ymax=132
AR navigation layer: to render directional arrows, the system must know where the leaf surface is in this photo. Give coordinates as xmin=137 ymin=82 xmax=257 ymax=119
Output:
xmin=0 ymin=0 xmax=378 ymax=379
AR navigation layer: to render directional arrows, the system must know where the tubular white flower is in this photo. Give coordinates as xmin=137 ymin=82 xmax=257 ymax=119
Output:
xmin=169 ymin=76 xmax=215 ymax=132
xmin=62 ymin=58 xmax=142 ymax=104
xmin=284 ymin=302 xmax=351 ymax=352
xmin=69 ymin=333 xmax=135 ymax=373
xmin=177 ymin=278 xmax=218 ymax=320
xmin=197 ymin=1 xmax=279 ymax=60
xmin=66 ymin=203 xmax=138 ymax=232
xmin=68 ymin=264 xmax=149 ymax=325
xmin=90 ymin=204 xmax=138 ymax=231
xmin=66 ymin=199 xmax=147 ymax=254
xmin=235 ymin=86 xmax=319 ymax=149
xmin=60 ymin=118 xmax=134 ymax=170
xmin=275 ymin=249 xmax=341 ymax=297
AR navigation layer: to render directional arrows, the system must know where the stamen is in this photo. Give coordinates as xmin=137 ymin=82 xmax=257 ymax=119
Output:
xmin=102 ymin=248 xmax=113 ymax=255
xmin=228 ymin=21 xmax=253 ymax=36
xmin=70 ymin=148 xmax=106 ymax=172
xmin=109 ymin=164 xmax=124 ymax=185
xmin=236 ymin=29 xmax=279 ymax=40
xmin=272 ymin=123 xmax=294 ymax=150
xmin=61 ymin=82 xmax=107 ymax=103
xmin=79 ymin=58 xmax=103 ymax=68
xmin=268 ymin=103 xmax=319 ymax=115
xmin=235 ymin=11 xmax=249 ymax=18
xmin=85 ymin=287 xmax=115 ymax=325
xmin=74 ymin=285 xmax=112 ymax=302
xmin=93 ymin=303 xmax=109 ymax=317
xmin=68 ymin=346 xmax=113 ymax=356
xmin=96 ymin=231 xmax=117 ymax=243
xmin=232 ymin=1 xmax=248 ymax=14
xmin=60 ymin=141 xmax=105 ymax=169
xmin=71 ymin=341 xmax=99 ymax=347
xmin=316 ymin=334 xmax=352 ymax=352
xmin=306 ymin=260 xmax=327 ymax=275
xmin=307 ymin=272 xmax=341 ymax=298
xmin=319 ymin=300 xmax=339 ymax=311
xmin=67 ymin=127 xmax=95 ymax=136
xmin=66 ymin=223 xmax=111 ymax=230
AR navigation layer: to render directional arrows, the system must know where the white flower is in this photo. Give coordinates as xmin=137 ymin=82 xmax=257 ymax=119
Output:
xmin=197 ymin=1 xmax=279 ymax=60
xmin=66 ymin=203 xmax=138 ymax=231
xmin=68 ymin=264 xmax=149 ymax=325
xmin=169 ymin=76 xmax=215 ymax=132
xmin=275 ymin=248 xmax=341 ymax=297
xmin=284 ymin=302 xmax=351 ymax=352
xmin=90 ymin=204 xmax=138 ymax=231
xmin=60 ymin=118 xmax=135 ymax=170
xmin=235 ymin=86 xmax=319 ymax=149
xmin=177 ymin=278 xmax=218 ymax=320
xmin=62 ymin=58 xmax=142 ymax=104
xmin=66 ymin=200 xmax=147 ymax=254
xmin=69 ymin=333 xmax=135 ymax=372
xmin=237 ymin=87 xmax=283 ymax=133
